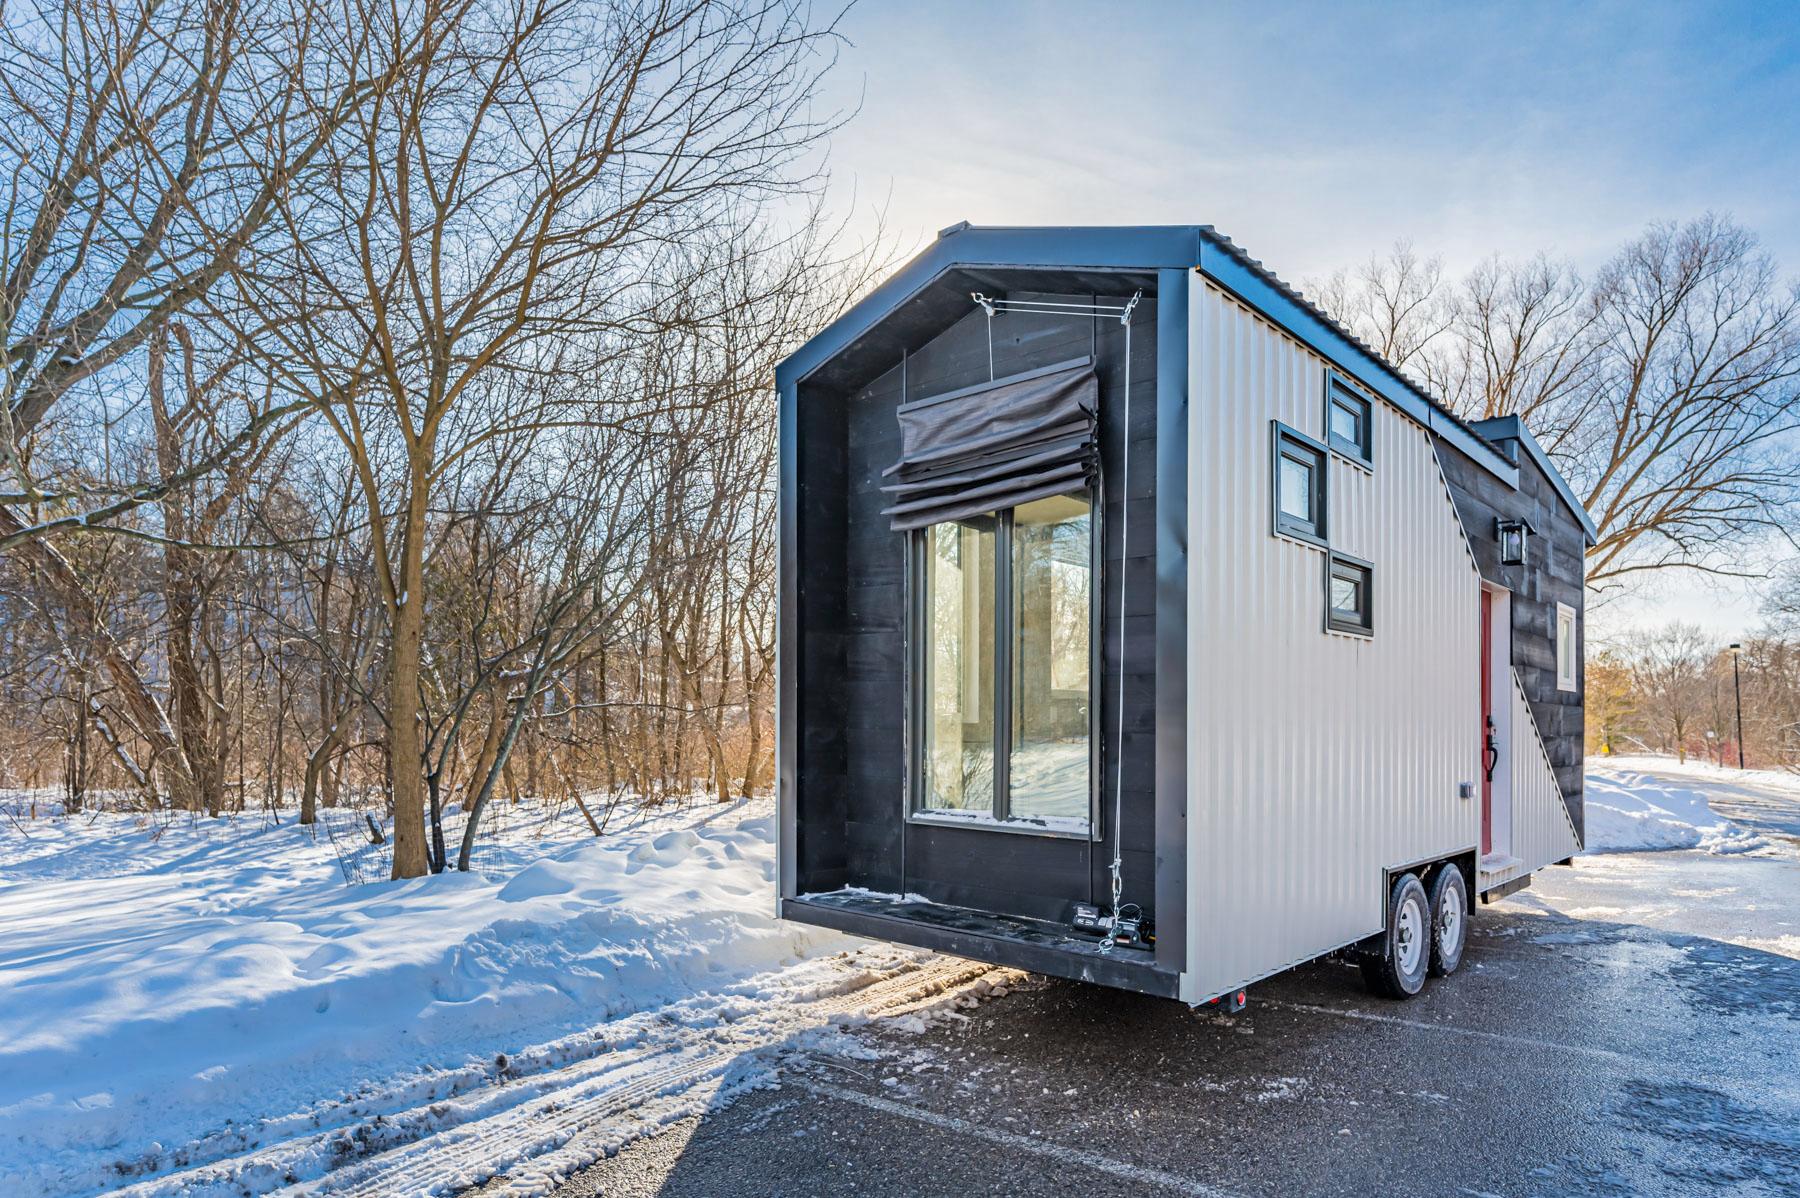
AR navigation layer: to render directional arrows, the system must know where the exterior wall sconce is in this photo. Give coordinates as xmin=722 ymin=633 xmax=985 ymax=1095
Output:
xmin=1496 ymin=518 xmax=1531 ymax=566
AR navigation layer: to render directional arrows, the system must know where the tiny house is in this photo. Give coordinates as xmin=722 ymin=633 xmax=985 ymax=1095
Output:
xmin=774 ymin=225 xmax=1592 ymax=1004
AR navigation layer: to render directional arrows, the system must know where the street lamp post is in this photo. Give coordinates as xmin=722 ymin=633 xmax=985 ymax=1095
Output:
xmin=1729 ymin=643 xmax=1745 ymax=770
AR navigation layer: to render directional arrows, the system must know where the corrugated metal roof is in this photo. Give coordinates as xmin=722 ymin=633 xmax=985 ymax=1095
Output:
xmin=1187 ymin=226 xmax=1501 ymax=455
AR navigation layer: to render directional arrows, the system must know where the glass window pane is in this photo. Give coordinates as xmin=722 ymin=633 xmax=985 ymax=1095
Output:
xmin=1330 ymin=399 xmax=1362 ymax=450
xmin=922 ymin=518 xmax=996 ymax=812
xmin=1278 ymin=454 xmax=1313 ymax=523
xmin=1329 ymin=557 xmax=1371 ymax=633
xmin=1009 ymin=494 xmax=1091 ymax=822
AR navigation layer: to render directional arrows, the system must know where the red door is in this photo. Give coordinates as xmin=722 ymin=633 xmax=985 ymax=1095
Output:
xmin=1480 ymin=590 xmax=1494 ymax=855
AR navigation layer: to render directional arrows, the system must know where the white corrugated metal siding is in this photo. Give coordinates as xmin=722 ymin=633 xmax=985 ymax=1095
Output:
xmin=1482 ymin=671 xmax=1583 ymax=890
xmin=1181 ymin=278 xmax=1483 ymax=1003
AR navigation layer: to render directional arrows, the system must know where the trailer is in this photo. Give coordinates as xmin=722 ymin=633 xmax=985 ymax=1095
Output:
xmin=774 ymin=224 xmax=1592 ymax=1003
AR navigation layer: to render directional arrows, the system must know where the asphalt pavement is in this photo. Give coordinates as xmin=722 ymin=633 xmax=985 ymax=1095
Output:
xmin=532 ymin=856 xmax=1800 ymax=1198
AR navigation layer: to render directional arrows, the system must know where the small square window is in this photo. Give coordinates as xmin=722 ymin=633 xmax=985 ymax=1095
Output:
xmin=1556 ymin=602 xmax=1578 ymax=692
xmin=1326 ymin=373 xmax=1374 ymax=466
xmin=1327 ymin=554 xmax=1373 ymax=636
xmin=1272 ymin=423 xmax=1327 ymax=545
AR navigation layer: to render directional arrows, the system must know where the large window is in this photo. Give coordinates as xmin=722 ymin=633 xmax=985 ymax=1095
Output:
xmin=915 ymin=493 xmax=1093 ymax=831
xmin=920 ymin=518 xmax=997 ymax=812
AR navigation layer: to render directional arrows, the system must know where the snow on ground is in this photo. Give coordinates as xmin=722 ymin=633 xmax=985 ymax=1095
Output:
xmin=0 ymin=794 xmax=894 ymax=1198
xmin=3 ymin=756 xmax=1794 ymax=1196
xmin=1520 ymin=756 xmax=1800 ymax=960
xmin=1583 ymin=762 xmax=1774 ymax=854
xmin=1597 ymin=754 xmax=1800 ymax=798
xmin=1515 ymin=847 xmax=1800 ymax=961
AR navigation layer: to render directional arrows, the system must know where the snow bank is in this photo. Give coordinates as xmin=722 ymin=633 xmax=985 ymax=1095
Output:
xmin=1598 ymin=754 xmax=1800 ymax=798
xmin=1584 ymin=765 xmax=1766 ymax=855
xmin=0 ymin=796 xmax=855 ymax=1198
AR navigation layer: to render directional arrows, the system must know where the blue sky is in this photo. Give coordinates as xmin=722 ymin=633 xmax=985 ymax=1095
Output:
xmin=817 ymin=1 xmax=1800 ymax=635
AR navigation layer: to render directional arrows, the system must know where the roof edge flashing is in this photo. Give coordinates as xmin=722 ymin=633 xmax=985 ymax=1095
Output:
xmin=1471 ymin=416 xmax=1600 ymax=545
xmin=1193 ymin=239 xmax=1518 ymax=488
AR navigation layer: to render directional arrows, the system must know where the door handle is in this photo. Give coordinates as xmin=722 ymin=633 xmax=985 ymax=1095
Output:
xmin=1484 ymin=716 xmax=1499 ymax=782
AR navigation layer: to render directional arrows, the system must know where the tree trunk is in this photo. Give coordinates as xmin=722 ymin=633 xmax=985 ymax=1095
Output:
xmin=66 ymin=671 xmax=90 ymax=813
xmin=458 ymin=682 xmax=536 ymax=870
xmin=465 ymin=690 xmax=508 ymax=812
xmin=165 ymin=583 xmax=224 ymax=815
xmin=387 ymin=488 xmax=431 ymax=879
xmin=300 ymin=717 xmax=347 ymax=825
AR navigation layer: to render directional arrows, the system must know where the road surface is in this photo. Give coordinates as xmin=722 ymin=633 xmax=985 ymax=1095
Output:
xmin=526 ymin=848 xmax=1800 ymax=1198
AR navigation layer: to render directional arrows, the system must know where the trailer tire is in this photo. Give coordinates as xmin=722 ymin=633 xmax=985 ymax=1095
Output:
xmin=1359 ymin=873 xmax=1430 ymax=999
xmin=1427 ymin=863 xmax=1468 ymax=977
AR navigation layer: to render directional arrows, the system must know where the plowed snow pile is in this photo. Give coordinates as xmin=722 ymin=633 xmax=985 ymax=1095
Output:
xmin=1584 ymin=765 xmax=1766 ymax=854
xmin=0 ymin=796 xmax=859 ymax=1197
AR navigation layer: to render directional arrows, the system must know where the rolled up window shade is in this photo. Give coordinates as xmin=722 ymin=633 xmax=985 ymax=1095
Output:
xmin=882 ymin=358 xmax=1098 ymax=531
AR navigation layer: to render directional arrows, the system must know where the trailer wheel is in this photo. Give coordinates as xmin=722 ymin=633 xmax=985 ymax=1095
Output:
xmin=1427 ymin=864 xmax=1468 ymax=977
xmin=1359 ymin=873 xmax=1430 ymax=999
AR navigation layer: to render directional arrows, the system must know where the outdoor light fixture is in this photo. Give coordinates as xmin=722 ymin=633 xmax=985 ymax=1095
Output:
xmin=1496 ymin=517 xmax=1530 ymax=566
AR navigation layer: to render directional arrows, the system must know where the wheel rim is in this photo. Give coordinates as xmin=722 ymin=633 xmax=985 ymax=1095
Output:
xmin=1437 ymin=884 xmax=1463 ymax=956
xmin=1396 ymin=895 xmax=1424 ymax=975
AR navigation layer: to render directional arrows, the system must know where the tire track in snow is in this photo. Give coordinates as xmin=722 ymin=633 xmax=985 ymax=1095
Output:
xmin=112 ymin=954 xmax=1002 ymax=1198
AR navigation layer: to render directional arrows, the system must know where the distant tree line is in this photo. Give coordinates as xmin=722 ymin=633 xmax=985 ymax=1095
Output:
xmin=1589 ymin=609 xmax=1800 ymax=770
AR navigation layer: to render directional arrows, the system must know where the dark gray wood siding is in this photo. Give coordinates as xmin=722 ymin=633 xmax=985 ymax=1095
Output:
xmin=1434 ymin=436 xmax=1586 ymax=835
xmin=791 ymin=289 xmax=1159 ymax=924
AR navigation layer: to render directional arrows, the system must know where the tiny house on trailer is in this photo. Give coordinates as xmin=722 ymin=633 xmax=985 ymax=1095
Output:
xmin=774 ymin=225 xmax=1594 ymax=1004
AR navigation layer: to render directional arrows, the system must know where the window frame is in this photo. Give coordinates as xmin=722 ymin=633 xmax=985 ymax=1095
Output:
xmin=1325 ymin=370 xmax=1375 ymax=468
xmin=1325 ymin=551 xmax=1375 ymax=638
xmin=1555 ymin=601 xmax=1578 ymax=692
xmin=1271 ymin=421 xmax=1329 ymax=548
xmin=905 ymin=492 xmax=1100 ymax=839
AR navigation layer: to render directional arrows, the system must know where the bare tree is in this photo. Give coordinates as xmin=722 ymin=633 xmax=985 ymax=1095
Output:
xmin=1309 ymin=242 xmax=1455 ymax=375
xmin=1434 ymin=254 xmax=1601 ymax=430
xmin=0 ymin=0 xmax=414 ymax=540
xmin=252 ymin=0 xmax=844 ymax=876
xmin=1626 ymin=623 xmax=1714 ymax=761
xmin=1575 ymin=217 xmax=1800 ymax=585
xmin=1314 ymin=216 xmax=1800 ymax=591
xmin=1760 ymin=561 xmax=1800 ymax=634
xmin=0 ymin=0 xmax=420 ymax=804
xmin=0 ymin=0 xmax=886 ymax=868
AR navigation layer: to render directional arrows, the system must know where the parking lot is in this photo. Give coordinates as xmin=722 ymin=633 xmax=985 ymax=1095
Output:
xmin=540 ymin=852 xmax=1800 ymax=1198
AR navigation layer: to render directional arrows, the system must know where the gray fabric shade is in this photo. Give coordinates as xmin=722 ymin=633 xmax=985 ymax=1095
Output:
xmin=882 ymin=358 xmax=1098 ymax=531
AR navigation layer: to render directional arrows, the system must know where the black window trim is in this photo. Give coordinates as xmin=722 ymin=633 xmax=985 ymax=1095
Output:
xmin=904 ymin=491 xmax=1101 ymax=841
xmin=1325 ymin=550 xmax=1375 ymax=638
xmin=1325 ymin=369 xmax=1375 ymax=469
xmin=1270 ymin=420 xmax=1329 ymax=549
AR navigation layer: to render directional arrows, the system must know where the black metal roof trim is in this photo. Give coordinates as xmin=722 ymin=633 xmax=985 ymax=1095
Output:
xmin=773 ymin=225 xmax=1204 ymax=392
xmin=774 ymin=223 xmax=1526 ymax=487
